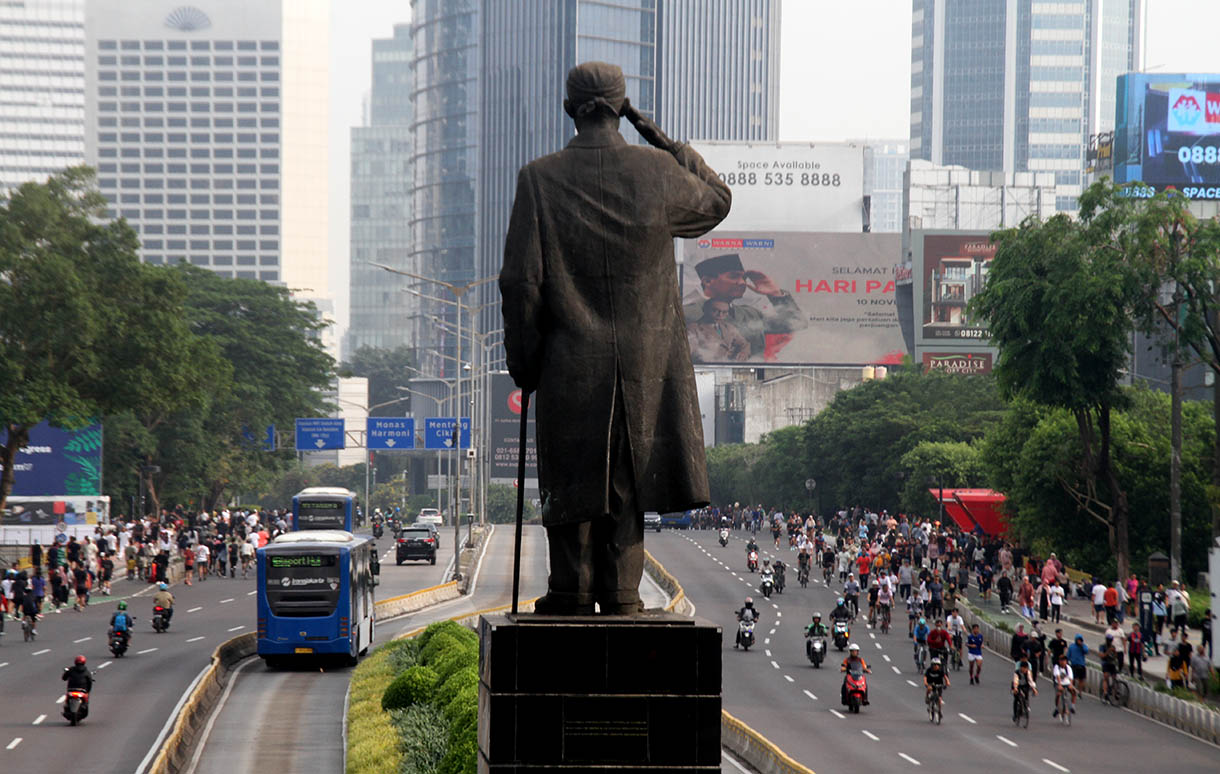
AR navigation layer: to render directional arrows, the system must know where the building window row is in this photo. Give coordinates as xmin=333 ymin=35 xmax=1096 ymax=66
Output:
xmin=96 ymin=116 xmax=280 ymax=129
xmin=98 ymin=40 xmax=278 ymax=52
xmin=98 ymin=86 xmax=279 ymax=98
xmin=98 ymin=54 xmax=279 ymax=67
xmin=96 ymin=70 xmax=280 ymax=83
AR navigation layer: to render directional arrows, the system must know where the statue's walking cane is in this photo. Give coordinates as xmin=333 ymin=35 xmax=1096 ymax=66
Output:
xmin=511 ymin=390 xmax=531 ymax=615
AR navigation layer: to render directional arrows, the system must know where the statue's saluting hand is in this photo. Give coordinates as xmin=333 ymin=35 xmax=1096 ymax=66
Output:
xmin=620 ymin=98 xmax=676 ymax=152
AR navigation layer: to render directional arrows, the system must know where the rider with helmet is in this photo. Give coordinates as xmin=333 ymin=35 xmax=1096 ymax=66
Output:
xmin=109 ymin=600 xmax=134 ymax=646
xmin=63 ymin=654 xmax=93 ymax=693
xmin=735 ymin=597 xmax=760 ymax=648
xmin=840 ymin=643 xmax=871 ymax=705
xmin=924 ymin=655 xmax=950 ymax=708
xmin=829 ymin=597 xmax=853 ymax=623
xmin=805 ymin=611 xmax=829 ymax=659
xmin=153 ymin=582 xmax=175 ymax=624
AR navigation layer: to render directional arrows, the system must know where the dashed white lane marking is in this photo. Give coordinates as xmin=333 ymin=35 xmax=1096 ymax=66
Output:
xmin=958 ymin=713 xmax=977 ymax=724
xmin=246 ymin=590 xmax=257 ymax=596
xmin=862 ymin=730 xmax=879 ymax=741
xmin=1042 ymin=760 xmax=1069 ymax=773
xmin=227 ymin=625 xmax=245 ymax=632
xmin=765 ymin=649 xmax=772 ymax=657
xmin=898 ymin=753 xmax=921 ymax=766
xmin=770 ymin=660 xmax=780 ymax=669
xmin=97 ymin=660 xmax=112 ymax=670
xmin=73 ymin=636 xmax=92 ymax=644
xmin=31 ymin=649 xmax=49 ymax=656
xmin=784 ymin=675 xmax=794 ymax=683
xmin=869 ymin=632 xmax=876 ymax=639
xmin=187 ymin=606 xmax=202 ymax=613
xmin=803 ymin=690 xmax=818 ymax=701
xmin=776 ymin=611 xmax=782 ymax=617
xmin=996 ymin=735 xmax=1017 ymax=748
xmin=892 ymin=666 xmax=901 ymax=674
xmin=772 ymin=603 xmax=780 ymax=609
xmin=764 ymin=638 xmax=771 ymax=645
xmin=875 ymin=642 xmax=882 ymax=649
xmin=829 ymin=709 xmax=845 ymax=719
xmin=883 ymin=655 xmax=891 ymax=662
xmin=0 ymin=662 xmax=8 ymax=669
xmin=32 ymin=715 xmax=45 ymax=725
xmin=55 ymin=695 xmax=65 ymax=704
xmin=137 ymin=647 xmax=158 ymax=654
xmin=219 ymin=598 xmax=234 ymax=604
xmin=187 ymin=636 xmax=205 ymax=643
xmin=905 ymin=679 xmax=918 ymax=687
xmin=7 ymin=738 xmax=22 ymax=750
xmin=769 ymin=628 xmax=776 ymax=635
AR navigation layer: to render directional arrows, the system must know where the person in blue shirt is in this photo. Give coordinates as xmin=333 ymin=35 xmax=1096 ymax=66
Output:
xmin=966 ymin=623 xmax=985 ymax=684
xmin=913 ymin=616 xmax=931 ymax=666
xmin=1066 ymin=634 xmax=1089 ymax=692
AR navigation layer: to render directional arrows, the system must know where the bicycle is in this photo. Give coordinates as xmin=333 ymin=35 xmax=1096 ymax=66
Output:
xmin=913 ymin=641 xmax=928 ymax=673
xmin=1101 ymin=676 xmax=1130 ymax=707
xmin=22 ymin=614 xmax=35 ymax=642
xmin=798 ymin=564 xmax=809 ymax=589
xmin=1055 ymin=687 xmax=1073 ymax=725
xmin=1012 ymin=687 xmax=1030 ymax=728
xmin=949 ymin=635 xmax=963 ymax=671
xmin=926 ymin=685 xmax=943 ymax=724
xmin=880 ymin=605 xmax=891 ymax=634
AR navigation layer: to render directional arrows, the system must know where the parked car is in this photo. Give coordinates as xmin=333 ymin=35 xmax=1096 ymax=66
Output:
xmin=396 ymin=528 xmax=437 ymax=565
xmin=643 ymin=512 xmax=662 ymax=532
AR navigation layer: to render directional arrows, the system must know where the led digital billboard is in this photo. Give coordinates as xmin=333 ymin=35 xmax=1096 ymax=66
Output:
xmin=1114 ymin=72 xmax=1220 ymax=199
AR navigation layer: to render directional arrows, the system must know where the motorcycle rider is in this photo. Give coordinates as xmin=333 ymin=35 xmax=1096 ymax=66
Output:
xmin=745 ymin=536 xmax=759 ymax=556
xmin=924 ymin=655 xmax=950 ymax=709
xmin=734 ymin=597 xmax=760 ymax=648
xmin=805 ymin=612 xmax=829 ymax=659
xmin=62 ymin=654 xmax=93 ymax=701
xmin=830 ymin=597 xmax=853 ymax=624
xmin=152 ymin=582 xmax=175 ymax=625
xmin=840 ymin=643 xmax=871 ymax=705
xmin=109 ymin=600 xmax=133 ymax=648
xmin=760 ymin=560 xmax=775 ymax=593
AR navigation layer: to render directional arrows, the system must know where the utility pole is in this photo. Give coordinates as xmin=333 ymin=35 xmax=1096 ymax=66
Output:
xmin=1170 ymin=286 xmax=1183 ymax=582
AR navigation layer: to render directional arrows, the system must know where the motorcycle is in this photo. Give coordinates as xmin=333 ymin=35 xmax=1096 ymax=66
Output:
xmin=109 ymin=629 xmax=130 ymax=657
xmin=832 ymin=620 xmax=850 ymax=651
xmin=760 ymin=572 xmax=774 ymax=599
xmin=842 ymin=663 xmax=868 ymax=714
xmin=152 ymin=606 xmax=169 ymax=633
xmin=718 ymin=529 xmax=729 ymax=547
xmin=806 ymin=635 xmax=827 ymax=668
xmin=738 ymin=619 xmax=756 ymax=651
xmin=747 ymin=551 xmax=759 ymax=573
xmin=372 ymin=522 xmax=384 ymax=539
xmin=63 ymin=686 xmax=91 ymax=726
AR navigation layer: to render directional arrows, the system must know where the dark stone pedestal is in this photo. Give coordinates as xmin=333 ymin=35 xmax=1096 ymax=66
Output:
xmin=477 ymin=612 xmax=721 ymax=773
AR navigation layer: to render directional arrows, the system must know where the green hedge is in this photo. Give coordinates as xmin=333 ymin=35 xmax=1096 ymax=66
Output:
xmin=347 ymin=639 xmax=416 ymax=774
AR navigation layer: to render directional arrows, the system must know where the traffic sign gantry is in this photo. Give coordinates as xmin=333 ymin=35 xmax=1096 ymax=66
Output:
xmin=423 ymin=417 xmax=471 ymax=449
xmin=367 ymin=417 xmax=416 ymax=450
xmin=294 ymin=418 xmax=345 ymax=451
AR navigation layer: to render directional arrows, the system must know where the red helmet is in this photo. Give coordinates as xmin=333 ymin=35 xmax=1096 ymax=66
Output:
xmin=74 ymin=655 xmax=87 ymax=666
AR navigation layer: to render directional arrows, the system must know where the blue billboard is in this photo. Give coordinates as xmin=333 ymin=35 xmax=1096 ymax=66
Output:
xmin=0 ymin=421 xmax=102 ymax=496
xmin=367 ymin=417 xmax=416 ymax=450
xmin=423 ymin=418 xmax=471 ymax=450
xmin=1115 ymin=72 xmax=1220 ymax=199
xmin=294 ymin=418 xmax=346 ymax=451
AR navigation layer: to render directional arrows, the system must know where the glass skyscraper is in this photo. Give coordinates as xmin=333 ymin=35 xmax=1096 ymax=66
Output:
xmin=347 ymin=24 xmax=413 ymax=354
xmin=0 ymin=0 xmax=85 ymax=191
xmin=910 ymin=0 xmax=1142 ymax=211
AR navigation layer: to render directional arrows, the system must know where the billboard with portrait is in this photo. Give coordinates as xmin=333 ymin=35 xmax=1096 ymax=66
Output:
xmin=681 ymin=231 xmax=905 ymax=366
xmin=689 ymin=142 xmax=865 ymax=233
xmin=913 ymin=232 xmax=997 ymax=345
xmin=1114 ymin=72 xmax=1220 ymax=199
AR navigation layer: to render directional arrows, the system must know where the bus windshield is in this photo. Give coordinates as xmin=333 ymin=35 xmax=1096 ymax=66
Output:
xmin=264 ymin=552 xmax=342 ymax=616
xmin=297 ymin=500 xmax=347 ymax=529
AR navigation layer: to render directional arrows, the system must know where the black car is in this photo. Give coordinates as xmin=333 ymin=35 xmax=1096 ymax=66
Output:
xmin=395 ymin=528 xmax=437 ymax=565
xmin=643 ymin=512 xmax=662 ymax=532
xmin=409 ymin=521 xmax=440 ymax=549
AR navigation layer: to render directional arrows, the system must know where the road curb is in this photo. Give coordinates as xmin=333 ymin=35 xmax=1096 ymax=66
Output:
xmin=644 ymin=548 xmax=695 ymax=615
xmin=721 ymin=710 xmax=816 ymax=774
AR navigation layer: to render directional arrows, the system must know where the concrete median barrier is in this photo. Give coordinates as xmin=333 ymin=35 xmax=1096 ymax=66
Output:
xmin=644 ymin=548 xmax=695 ymax=616
xmin=374 ymin=580 xmax=462 ymax=621
xmin=721 ymin=710 xmax=815 ymax=774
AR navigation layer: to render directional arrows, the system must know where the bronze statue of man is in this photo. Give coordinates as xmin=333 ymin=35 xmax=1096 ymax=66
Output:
xmin=500 ymin=61 xmax=731 ymax=615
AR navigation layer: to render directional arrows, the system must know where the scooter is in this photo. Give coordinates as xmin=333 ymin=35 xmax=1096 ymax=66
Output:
xmin=109 ymin=629 xmax=130 ymax=657
xmin=832 ymin=620 xmax=850 ymax=651
xmin=760 ymin=572 xmax=774 ymax=599
xmin=842 ymin=664 xmax=868 ymax=714
xmin=719 ymin=529 xmax=729 ymax=547
xmin=747 ymin=551 xmax=759 ymax=573
xmin=152 ymin=605 xmax=169 ymax=633
xmin=738 ymin=619 xmax=756 ymax=651
xmin=372 ymin=522 xmax=384 ymax=539
xmin=63 ymin=686 xmax=91 ymax=726
xmin=806 ymin=635 xmax=827 ymax=668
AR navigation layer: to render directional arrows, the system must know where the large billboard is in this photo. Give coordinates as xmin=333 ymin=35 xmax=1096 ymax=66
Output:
xmin=0 ymin=421 xmax=102 ymax=496
xmin=488 ymin=372 xmax=537 ymax=484
xmin=1114 ymin=73 xmax=1220 ymax=199
xmin=915 ymin=232 xmax=997 ymax=343
xmin=689 ymin=142 xmax=864 ymax=233
xmin=681 ymin=231 xmax=905 ymax=366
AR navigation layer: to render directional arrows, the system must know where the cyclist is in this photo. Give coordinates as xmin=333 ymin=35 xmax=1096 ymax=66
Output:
xmin=913 ymin=616 xmax=931 ymax=668
xmin=1099 ymin=639 xmax=1120 ymax=701
xmin=843 ymin=574 xmax=860 ymax=619
xmin=946 ymin=608 xmax=966 ymax=665
xmin=867 ymin=579 xmax=880 ymax=624
xmin=907 ymin=593 xmax=925 ymax=638
xmin=924 ymin=655 xmax=949 ymax=711
xmin=966 ymin=623 xmax=984 ymax=684
xmin=1051 ymin=652 xmax=1076 ymax=717
xmin=240 ymin=539 xmax=255 ymax=578
xmin=926 ymin=618 xmax=952 ymax=665
xmin=877 ymin=580 xmax=893 ymax=630
xmin=1011 ymin=657 xmax=1038 ymax=721
xmin=821 ymin=544 xmax=836 ymax=582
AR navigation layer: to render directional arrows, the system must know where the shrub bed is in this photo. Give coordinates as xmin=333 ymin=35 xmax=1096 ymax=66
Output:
xmin=347 ymin=621 xmax=480 ymax=774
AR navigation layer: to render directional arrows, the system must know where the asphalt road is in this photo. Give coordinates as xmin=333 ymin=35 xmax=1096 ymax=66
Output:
xmin=646 ymin=529 xmax=1220 ymax=774
xmin=0 ymin=528 xmax=455 ymax=773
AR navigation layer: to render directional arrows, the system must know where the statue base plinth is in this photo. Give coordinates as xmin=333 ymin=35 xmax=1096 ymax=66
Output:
xmin=477 ymin=612 xmax=721 ymax=772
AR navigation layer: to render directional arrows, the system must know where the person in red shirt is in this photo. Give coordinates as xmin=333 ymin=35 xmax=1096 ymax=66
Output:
xmin=927 ymin=619 xmax=952 ymax=663
xmin=856 ymin=553 xmax=872 ymax=587
xmin=1103 ymin=584 xmax=1120 ymax=625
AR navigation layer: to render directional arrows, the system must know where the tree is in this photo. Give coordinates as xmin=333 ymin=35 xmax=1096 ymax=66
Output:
xmin=971 ymin=189 xmax=1140 ymax=580
xmin=486 ymin=483 xmax=537 ymax=524
xmin=343 ymin=345 xmax=416 ymax=416
xmin=898 ymin=440 xmax=987 ymax=514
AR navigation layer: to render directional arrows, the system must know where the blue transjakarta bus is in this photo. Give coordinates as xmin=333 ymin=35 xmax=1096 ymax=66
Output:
xmin=292 ymin=486 xmax=355 ymax=531
xmin=256 ymin=530 xmax=377 ymax=665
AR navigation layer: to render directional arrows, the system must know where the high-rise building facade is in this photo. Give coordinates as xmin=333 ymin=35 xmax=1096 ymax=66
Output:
xmin=0 ymin=0 xmax=85 ymax=190
xmin=347 ymin=24 xmax=413 ymax=355
xmin=861 ymin=140 xmax=909 ymax=233
xmin=84 ymin=0 xmax=329 ymax=300
xmin=910 ymin=0 xmax=1142 ymax=211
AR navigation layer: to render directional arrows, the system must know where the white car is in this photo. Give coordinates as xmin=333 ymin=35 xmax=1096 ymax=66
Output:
xmin=417 ymin=508 xmax=442 ymax=527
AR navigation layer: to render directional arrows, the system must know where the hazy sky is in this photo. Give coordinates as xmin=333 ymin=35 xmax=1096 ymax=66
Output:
xmin=326 ymin=0 xmax=1220 ymax=338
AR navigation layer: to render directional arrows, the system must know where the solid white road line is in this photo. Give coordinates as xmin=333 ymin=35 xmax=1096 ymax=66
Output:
xmin=862 ymin=730 xmax=879 ymax=741
xmin=784 ymin=675 xmax=794 ymax=683
xmin=136 ymin=647 xmax=158 ymax=654
xmin=32 ymin=649 xmax=49 ymax=656
xmin=996 ymin=735 xmax=1017 ymax=747
xmin=187 ymin=606 xmax=202 ymax=613
xmin=7 ymin=738 xmax=22 ymax=750
xmin=829 ymin=709 xmax=846 ymax=719
xmin=73 ymin=636 xmax=92 ymax=643
xmin=97 ymin=660 xmax=112 ymax=670
xmin=803 ymin=690 xmax=818 ymax=701
xmin=133 ymin=661 xmax=214 ymax=774
xmin=1042 ymin=760 xmax=1069 ymax=773
xmin=898 ymin=753 xmax=921 ymax=766
xmin=227 ymin=625 xmax=245 ymax=632
xmin=958 ymin=713 xmax=977 ymax=724
xmin=183 ymin=656 xmax=258 ymax=774
xmin=186 ymin=636 xmax=205 ymax=643
xmin=770 ymin=660 xmax=780 ymax=669
xmin=32 ymin=715 xmax=45 ymax=725
xmin=721 ymin=750 xmax=752 ymax=774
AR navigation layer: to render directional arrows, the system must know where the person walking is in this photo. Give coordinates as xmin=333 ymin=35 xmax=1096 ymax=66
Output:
xmin=1127 ymin=622 xmax=1145 ymax=679
xmin=1049 ymin=579 xmax=1065 ymax=623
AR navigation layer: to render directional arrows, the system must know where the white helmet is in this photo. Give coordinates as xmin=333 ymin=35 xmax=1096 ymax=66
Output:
xmin=848 ymin=643 xmax=860 ymax=652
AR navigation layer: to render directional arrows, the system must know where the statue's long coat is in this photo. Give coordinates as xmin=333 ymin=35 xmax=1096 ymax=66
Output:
xmin=500 ymin=125 xmax=731 ymax=526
